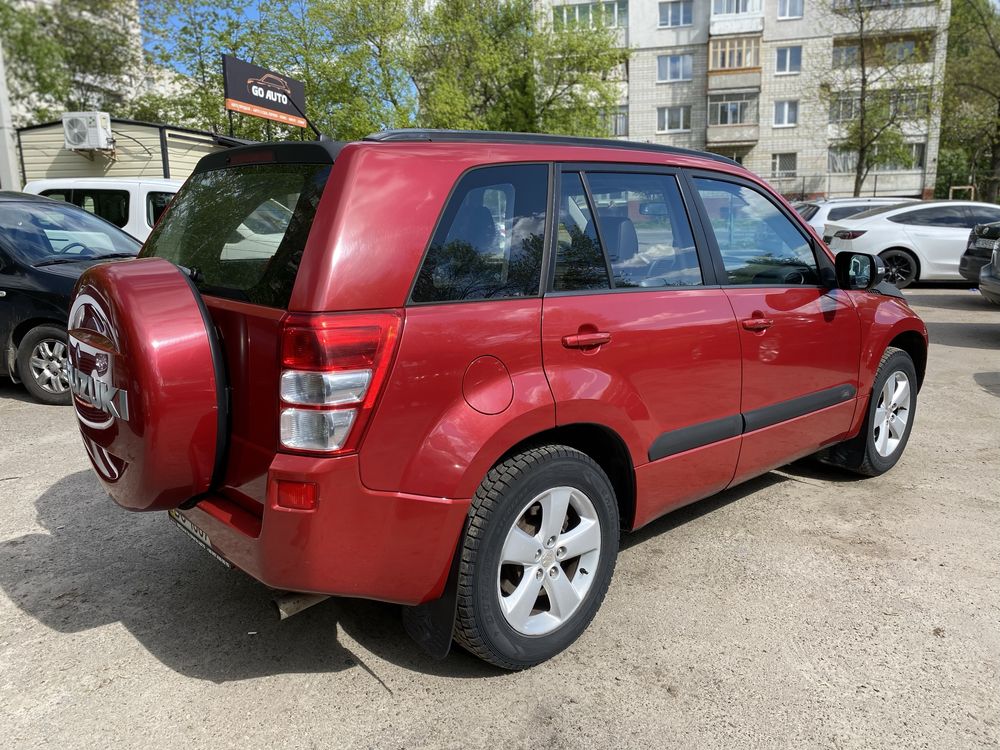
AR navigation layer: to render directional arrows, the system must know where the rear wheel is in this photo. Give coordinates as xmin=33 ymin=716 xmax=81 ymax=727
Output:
xmin=879 ymin=248 xmax=919 ymax=289
xmin=454 ymin=445 xmax=619 ymax=670
xmin=16 ymin=325 xmax=71 ymax=405
xmin=819 ymin=347 xmax=917 ymax=476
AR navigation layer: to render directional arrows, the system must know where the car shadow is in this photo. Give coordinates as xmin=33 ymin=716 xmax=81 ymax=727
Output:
xmin=0 ymin=377 xmax=40 ymax=405
xmin=974 ymin=372 xmax=1000 ymax=398
xmin=0 ymin=470 xmax=498 ymax=683
xmin=903 ymin=289 xmax=995 ymax=313
xmin=925 ymin=321 xmax=1000 ymax=350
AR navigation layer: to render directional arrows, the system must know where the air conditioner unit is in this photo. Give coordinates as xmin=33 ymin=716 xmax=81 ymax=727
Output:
xmin=62 ymin=112 xmax=114 ymax=151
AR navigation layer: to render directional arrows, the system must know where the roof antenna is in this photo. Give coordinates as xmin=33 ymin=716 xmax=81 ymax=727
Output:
xmin=286 ymin=96 xmax=326 ymax=141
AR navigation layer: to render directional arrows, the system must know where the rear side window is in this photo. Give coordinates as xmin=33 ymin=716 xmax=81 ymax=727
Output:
xmin=827 ymin=205 xmax=869 ymax=221
xmin=694 ymin=177 xmax=819 ymax=286
xmin=142 ymin=163 xmax=330 ymax=308
xmin=553 ymin=172 xmax=611 ymax=292
xmin=586 ymin=172 xmax=701 ymax=288
xmin=889 ymin=206 xmax=969 ymax=227
xmin=966 ymin=206 xmax=1000 ymax=226
xmin=411 ymin=164 xmax=547 ymax=303
xmin=146 ymin=191 xmax=174 ymax=227
xmin=75 ymin=189 xmax=130 ymax=228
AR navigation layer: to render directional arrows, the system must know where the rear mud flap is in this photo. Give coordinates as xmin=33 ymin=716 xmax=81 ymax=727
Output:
xmin=401 ymin=521 xmax=466 ymax=660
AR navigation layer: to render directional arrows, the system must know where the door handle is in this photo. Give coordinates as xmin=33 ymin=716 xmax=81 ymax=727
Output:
xmin=741 ymin=317 xmax=774 ymax=332
xmin=561 ymin=331 xmax=611 ymax=349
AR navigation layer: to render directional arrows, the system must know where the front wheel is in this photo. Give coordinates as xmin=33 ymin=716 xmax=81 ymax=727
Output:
xmin=880 ymin=249 xmax=919 ymax=289
xmin=454 ymin=445 xmax=619 ymax=670
xmin=820 ymin=347 xmax=918 ymax=476
xmin=16 ymin=325 xmax=71 ymax=405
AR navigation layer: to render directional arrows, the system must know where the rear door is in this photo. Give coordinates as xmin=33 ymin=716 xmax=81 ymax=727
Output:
xmin=889 ymin=205 xmax=979 ymax=278
xmin=541 ymin=165 xmax=743 ymax=528
xmin=688 ymin=174 xmax=861 ymax=484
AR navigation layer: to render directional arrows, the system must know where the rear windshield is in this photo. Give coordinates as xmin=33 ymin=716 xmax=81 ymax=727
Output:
xmin=141 ymin=163 xmax=331 ymax=307
xmin=795 ymin=203 xmax=819 ymax=221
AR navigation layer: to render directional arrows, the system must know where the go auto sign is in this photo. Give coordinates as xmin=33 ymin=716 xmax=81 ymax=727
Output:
xmin=222 ymin=54 xmax=307 ymax=128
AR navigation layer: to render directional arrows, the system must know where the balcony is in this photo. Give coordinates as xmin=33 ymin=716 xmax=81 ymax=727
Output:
xmin=708 ymin=69 xmax=761 ymax=91
xmin=710 ymin=4 xmax=763 ymax=36
xmin=706 ymin=124 xmax=759 ymax=146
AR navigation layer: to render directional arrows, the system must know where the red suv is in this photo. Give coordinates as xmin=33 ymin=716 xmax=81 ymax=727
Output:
xmin=68 ymin=130 xmax=927 ymax=669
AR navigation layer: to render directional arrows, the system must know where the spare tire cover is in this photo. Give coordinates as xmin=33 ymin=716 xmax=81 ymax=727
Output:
xmin=68 ymin=258 xmax=225 ymax=511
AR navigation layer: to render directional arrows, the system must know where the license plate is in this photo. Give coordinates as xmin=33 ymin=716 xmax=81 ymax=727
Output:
xmin=168 ymin=509 xmax=232 ymax=568
xmin=976 ymin=237 xmax=998 ymax=250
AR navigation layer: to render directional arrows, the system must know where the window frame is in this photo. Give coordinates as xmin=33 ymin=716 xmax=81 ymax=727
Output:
xmin=682 ymin=169 xmax=834 ymax=289
xmin=710 ymin=36 xmax=761 ymax=71
xmin=773 ymin=99 xmax=799 ymax=128
xmin=406 ymin=161 xmax=554 ymax=306
xmin=777 ymin=0 xmax=804 ymax=20
xmin=775 ymin=45 xmax=802 ymax=75
xmin=657 ymin=53 xmax=694 ymax=83
xmin=545 ymin=163 xmax=722 ymax=296
xmin=656 ymin=105 xmax=692 ymax=133
xmin=658 ymin=0 xmax=693 ymax=27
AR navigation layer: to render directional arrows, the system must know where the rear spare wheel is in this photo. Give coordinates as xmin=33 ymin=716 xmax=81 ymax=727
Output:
xmin=68 ymin=257 xmax=226 ymax=511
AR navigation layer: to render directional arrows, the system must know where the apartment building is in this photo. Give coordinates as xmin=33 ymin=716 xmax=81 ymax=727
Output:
xmin=542 ymin=0 xmax=951 ymax=198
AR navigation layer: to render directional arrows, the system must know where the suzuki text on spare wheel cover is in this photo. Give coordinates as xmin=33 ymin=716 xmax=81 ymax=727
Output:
xmin=67 ymin=129 xmax=928 ymax=670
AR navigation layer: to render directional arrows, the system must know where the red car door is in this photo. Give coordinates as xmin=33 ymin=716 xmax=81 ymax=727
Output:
xmin=541 ymin=168 xmax=743 ymax=529
xmin=689 ymin=175 xmax=862 ymax=485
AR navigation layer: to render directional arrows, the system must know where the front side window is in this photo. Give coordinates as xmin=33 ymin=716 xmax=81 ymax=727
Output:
xmin=774 ymin=100 xmax=799 ymax=127
xmin=412 ymin=164 xmax=547 ymax=303
xmin=553 ymin=173 xmax=611 ymax=292
xmin=778 ymin=0 xmax=804 ymax=19
xmin=657 ymin=105 xmax=691 ymax=132
xmin=658 ymin=0 xmax=692 ymax=26
xmin=694 ymin=177 xmax=818 ymax=286
xmin=776 ymin=46 xmax=802 ymax=74
xmin=146 ymin=191 xmax=174 ymax=227
xmin=657 ymin=54 xmax=693 ymax=82
xmin=587 ymin=172 xmax=701 ymax=288
xmin=0 ymin=201 xmax=140 ymax=265
xmin=771 ymin=152 xmax=798 ymax=178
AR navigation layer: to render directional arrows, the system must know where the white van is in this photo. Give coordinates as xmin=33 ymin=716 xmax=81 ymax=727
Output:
xmin=22 ymin=177 xmax=183 ymax=241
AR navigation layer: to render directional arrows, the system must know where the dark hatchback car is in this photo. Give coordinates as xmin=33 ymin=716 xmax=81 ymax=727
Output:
xmin=960 ymin=221 xmax=1000 ymax=288
xmin=0 ymin=192 xmax=140 ymax=404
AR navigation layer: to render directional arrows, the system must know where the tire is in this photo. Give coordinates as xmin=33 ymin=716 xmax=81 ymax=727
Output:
xmin=820 ymin=347 xmax=917 ymax=477
xmin=454 ymin=445 xmax=620 ymax=670
xmin=16 ymin=325 xmax=71 ymax=405
xmin=879 ymin=248 xmax=919 ymax=289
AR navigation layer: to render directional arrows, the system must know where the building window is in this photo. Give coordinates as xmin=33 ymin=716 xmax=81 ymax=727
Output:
xmin=608 ymin=104 xmax=629 ymax=136
xmin=885 ymin=39 xmax=917 ymax=63
xmin=777 ymin=0 xmax=804 ymax=19
xmin=775 ymin=46 xmax=802 ymax=74
xmin=708 ymin=93 xmax=758 ymax=125
xmin=832 ymin=42 xmax=859 ymax=68
xmin=553 ymin=1 xmax=629 ymax=30
xmin=829 ymin=143 xmax=927 ymax=173
xmin=710 ymin=37 xmax=760 ymax=70
xmin=712 ymin=0 xmax=760 ymax=15
xmin=773 ymin=99 xmax=799 ymax=127
xmin=657 ymin=54 xmax=694 ymax=82
xmin=827 ymin=146 xmax=857 ymax=173
xmin=658 ymin=0 xmax=693 ymax=27
xmin=771 ymin=153 xmax=798 ymax=178
xmin=892 ymin=89 xmax=931 ymax=119
xmin=657 ymin=105 xmax=692 ymax=132
xmin=829 ymin=93 xmax=860 ymax=123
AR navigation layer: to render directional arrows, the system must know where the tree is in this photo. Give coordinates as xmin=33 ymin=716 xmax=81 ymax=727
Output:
xmin=942 ymin=0 xmax=1000 ymax=202
xmin=818 ymin=0 xmax=944 ymax=197
xmin=0 ymin=0 xmax=142 ymax=126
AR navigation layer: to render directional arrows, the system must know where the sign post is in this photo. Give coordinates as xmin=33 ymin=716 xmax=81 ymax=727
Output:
xmin=222 ymin=54 xmax=307 ymax=129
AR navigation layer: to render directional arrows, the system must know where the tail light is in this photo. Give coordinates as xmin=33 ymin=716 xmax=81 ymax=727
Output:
xmin=279 ymin=310 xmax=403 ymax=454
xmin=834 ymin=230 xmax=867 ymax=240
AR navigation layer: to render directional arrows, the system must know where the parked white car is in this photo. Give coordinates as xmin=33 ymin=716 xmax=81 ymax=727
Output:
xmin=22 ymin=177 xmax=182 ymax=242
xmin=825 ymin=200 xmax=1000 ymax=287
xmin=794 ymin=197 xmax=918 ymax=238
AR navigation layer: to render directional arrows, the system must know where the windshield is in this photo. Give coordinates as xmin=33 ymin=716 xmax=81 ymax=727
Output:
xmin=141 ymin=162 xmax=331 ymax=308
xmin=0 ymin=200 xmax=141 ymax=264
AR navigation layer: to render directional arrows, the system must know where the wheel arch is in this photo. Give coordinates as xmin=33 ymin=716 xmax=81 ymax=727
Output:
xmin=495 ymin=423 xmax=637 ymax=531
xmin=879 ymin=246 xmax=923 ymax=281
xmin=888 ymin=329 xmax=927 ymax=390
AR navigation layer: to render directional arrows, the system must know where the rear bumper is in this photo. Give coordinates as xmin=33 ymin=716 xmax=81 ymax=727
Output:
xmin=178 ymin=454 xmax=470 ymax=605
xmin=960 ymin=254 xmax=989 ymax=284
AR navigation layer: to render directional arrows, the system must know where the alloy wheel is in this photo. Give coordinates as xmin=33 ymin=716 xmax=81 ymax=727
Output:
xmin=872 ymin=371 xmax=911 ymax=458
xmin=28 ymin=339 xmax=70 ymax=395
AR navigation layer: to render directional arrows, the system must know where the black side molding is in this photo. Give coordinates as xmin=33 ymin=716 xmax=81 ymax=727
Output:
xmin=742 ymin=384 xmax=857 ymax=433
xmin=648 ymin=414 xmax=743 ymax=463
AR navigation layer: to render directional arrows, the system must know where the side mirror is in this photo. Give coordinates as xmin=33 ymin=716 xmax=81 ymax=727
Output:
xmin=835 ymin=251 xmax=885 ymax=291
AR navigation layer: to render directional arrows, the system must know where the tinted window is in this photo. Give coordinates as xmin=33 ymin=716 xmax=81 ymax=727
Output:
xmin=146 ymin=191 xmax=174 ymax=227
xmin=40 ymin=190 xmax=71 ymax=203
xmin=0 ymin=201 xmax=139 ymax=263
xmin=694 ymin=177 xmax=819 ymax=286
xmin=73 ymin=189 xmax=130 ymax=228
xmin=827 ymin=205 xmax=871 ymax=221
xmin=966 ymin=206 xmax=1000 ymax=226
xmin=796 ymin=203 xmax=819 ymax=220
xmin=553 ymin=173 xmax=611 ymax=292
xmin=411 ymin=165 xmax=547 ymax=303
xmin=586 ymin=172 xmax=701 ymax=288
xmin=142 ymin=163 xmax=330 ymax=308
xmin=889 ymin=206 xmax=971 ymax=227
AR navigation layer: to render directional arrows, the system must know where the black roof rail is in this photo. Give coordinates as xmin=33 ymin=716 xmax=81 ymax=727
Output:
xmin=363 ymin=129 xmax=740 ymax=165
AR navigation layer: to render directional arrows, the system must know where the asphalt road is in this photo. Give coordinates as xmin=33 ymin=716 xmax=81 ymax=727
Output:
xmin=1 ymin=287 xmax=998 ymax=749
